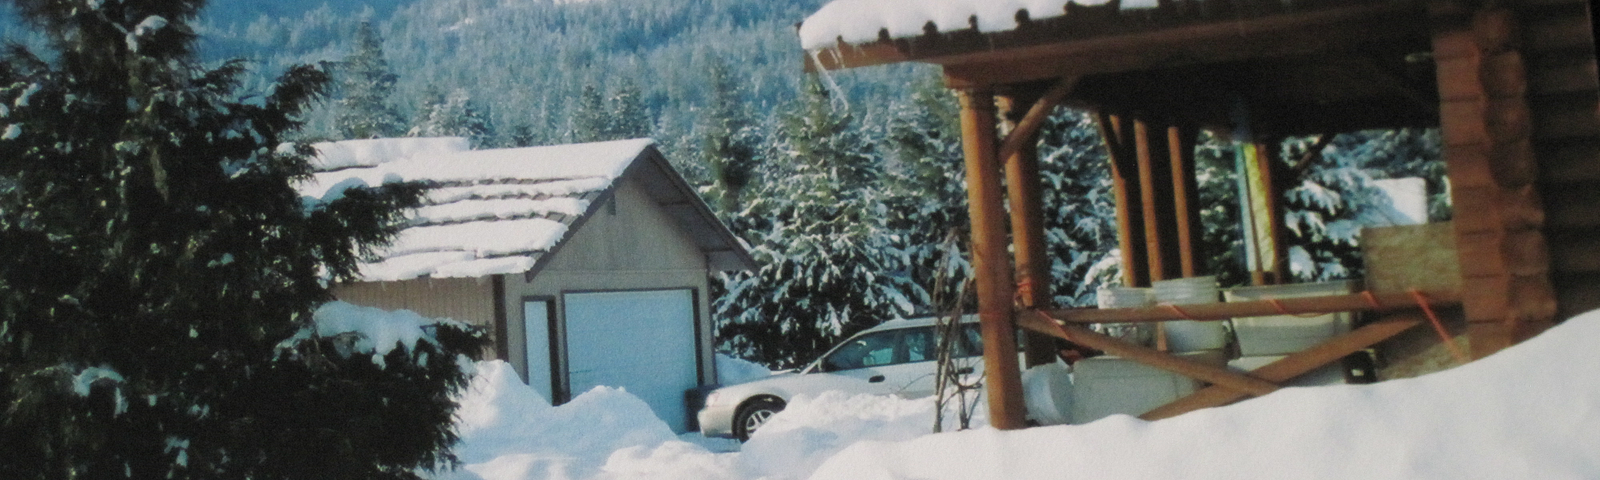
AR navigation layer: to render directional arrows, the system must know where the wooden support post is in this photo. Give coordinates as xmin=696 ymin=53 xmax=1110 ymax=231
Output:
xmin=1169 ymin=124 xmax=1204 ymax=278
xmin=1431 ymin=4 xmax=1557 ymax=357
xmin=957 ymin=88 xmax=1028 ymax=430
xmin=1000 ymin=93 xmax=1061 ymax=368
xmin=1096 ymin=113 xmax=1151 ymax=287
xmin=1137 ymin=119 xmax=1183 ymax=282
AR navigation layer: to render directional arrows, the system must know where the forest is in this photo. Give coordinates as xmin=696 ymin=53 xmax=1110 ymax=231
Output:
xmin=0 ymin=0 xmax=1448 ymax=368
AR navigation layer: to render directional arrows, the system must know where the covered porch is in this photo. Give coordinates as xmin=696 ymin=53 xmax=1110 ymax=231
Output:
xmin=800 ymin=0 xmax=1598 ymax=428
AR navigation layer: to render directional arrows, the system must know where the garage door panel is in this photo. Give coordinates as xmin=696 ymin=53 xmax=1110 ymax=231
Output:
xmin=563 ymin=289 xmax=697 ymax=432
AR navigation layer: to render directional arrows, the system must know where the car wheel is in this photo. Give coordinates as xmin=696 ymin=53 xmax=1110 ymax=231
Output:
xmin=733 ymin=397 xmax=784 ymax=441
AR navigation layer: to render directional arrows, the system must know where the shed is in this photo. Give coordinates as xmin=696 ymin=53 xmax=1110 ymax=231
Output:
xmin=799 ymin=0 xmax=1599 ymax=428
xmin=298 ymin=137 xmax=755 ymax=432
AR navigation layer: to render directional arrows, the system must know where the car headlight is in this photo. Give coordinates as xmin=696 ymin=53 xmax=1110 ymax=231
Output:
xmin=704 ymin=391 xmax=723 ymax=406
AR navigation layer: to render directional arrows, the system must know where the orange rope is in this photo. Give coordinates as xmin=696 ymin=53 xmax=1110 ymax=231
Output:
xmin=1410 ymin=289 xmax=1470 ymax=364
xmin=1014 ymin=278 xmax=1034 ymax=308
xmin=1264 ymin=298 xmax=1328 ymax=318
xmin=1160 ymin=303 xmax=1198 ymax=321
xmin=1360 ymin=290 xmax=1384 ymax=310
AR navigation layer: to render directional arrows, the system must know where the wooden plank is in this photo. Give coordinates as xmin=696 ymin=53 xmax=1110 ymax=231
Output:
xmin=1527 ymin=56 xmax=1598 ymax=96
xmin=957 ymin=88 xmax=1028 ymax=430
xmin=1016 ymin=311 xmax=1281 ymax=397
xmin=1537 ymin=138 xmax=1600 ymax=182
xmin=1138 ymin=315 xmax=1425 ymax=420
xmin=1547 ymin=228 xmax=1600 ymax=273
xmin=1530 ymin=92 xmax=1600 ymax=140
xmin=1038 ymin=289 xmax=1462 ymax=323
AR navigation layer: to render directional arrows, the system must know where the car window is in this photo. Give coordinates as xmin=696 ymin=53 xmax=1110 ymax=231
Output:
xmin=903 ymin=327 xmax=937 ymax=363
xmin=822 ymin=330 xmax=902 ymax=371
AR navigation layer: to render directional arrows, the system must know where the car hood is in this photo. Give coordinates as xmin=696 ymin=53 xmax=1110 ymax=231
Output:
xmin=710 ymin=370 xmax=881 ymax=405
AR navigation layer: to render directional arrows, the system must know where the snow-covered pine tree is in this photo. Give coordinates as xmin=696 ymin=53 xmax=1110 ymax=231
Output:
xmin=1279 ymin=129 xmax=1445 ymax=282
xmin=605 ymin=77 xmax=650 ymax=140
xmin=571 ymin=83 xmax=607 ymax=143
xmin=1033 ymin=110 xmax=1123 ymax=306
xmin=334 ymin=21 xmax=405 ymax=139
xmin=698 ymin=57 xmax=761 ymax=213
xmin=0 ymin=1 xmax=482 ymax=478
xmin=714 ymin=78 xmax=923 ymax=368
xmin=881 ymin=76 xmax=971 ymax=310
xmin=409 ymin=87 xmax=495 ymax=147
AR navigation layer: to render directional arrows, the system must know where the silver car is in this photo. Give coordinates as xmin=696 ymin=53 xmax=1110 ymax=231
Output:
xmin=697 ymin=315 xmax=986 ymax=440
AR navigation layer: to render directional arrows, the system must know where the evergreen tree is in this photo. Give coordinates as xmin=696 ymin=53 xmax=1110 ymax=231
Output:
xmin=698 ymin=57 xmax=760 ymax=213
xmin=715 ymin=79 xmax=922 ymax=368
xmin=571 ymin=83 xmax=606 ymax=142
xmin=881 ymin=76 xmax=970 ymax=310
xmin=1034 ymin=110 xmax=1122 ymax=306
xmin=409 ymin=87 xmax=494 ymax=147
xmin=605 ymin=77 xmax=651 ymax=140
xmin=334 ymin=21 xmax=405 ymax=139
xmin=0 ymin=1 xmax=482 ymax=478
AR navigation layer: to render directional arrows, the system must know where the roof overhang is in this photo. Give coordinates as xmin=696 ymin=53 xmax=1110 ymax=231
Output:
xmin=628 ymin=147 xmax=758 ymax=273
xmin=804 ymin=0 xmax=1437 ymax=137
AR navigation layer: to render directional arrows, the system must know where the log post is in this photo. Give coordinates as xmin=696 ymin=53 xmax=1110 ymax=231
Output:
xmin=1136 ymin=118 xmax=1181 ymax=281
xmin=1096 ymin=113 xmax=1151 ymax=287
xmin=1000 ymin=93 xmax=1061 ymax=368
xmin=957 ymin=88 xmax=1028 ymax=430
xmin=1169 ymin=124 xmax=1204 ymax=278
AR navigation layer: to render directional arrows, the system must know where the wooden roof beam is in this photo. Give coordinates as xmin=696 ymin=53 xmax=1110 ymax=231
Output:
xmin=937 ymin=2 xmax=1429 ymax=88
xmin=996 ymin=76 xmax=1078 ymax=163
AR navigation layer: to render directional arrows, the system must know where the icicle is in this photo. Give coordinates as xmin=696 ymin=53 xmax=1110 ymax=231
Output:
xmin=807 ymin=49 xmax=851 ymax=112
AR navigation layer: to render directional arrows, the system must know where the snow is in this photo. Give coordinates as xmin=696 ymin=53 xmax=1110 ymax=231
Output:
xmin=798 ymin=0 xmax=1151 ymax=50
xmin=443 ymin=310 xmax=1600 ymax=480
xmin=70 ymin=365 xmax=125 ymax=397
xmin=310 ymin=137 xmax=470 ymax=171
xmin=412 ymin=198 xmax=590 ymax=225
xmin=293 ymin=137 xmax=654 ymax=281
xmin=714 ymin=354 xmax=775 ymax=386
xmin=291 ymin=301 xmax=462 ymax=368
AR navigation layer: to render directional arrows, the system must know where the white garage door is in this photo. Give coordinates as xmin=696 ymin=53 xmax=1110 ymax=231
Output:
xmin=563 ymin=289 xmax=698 ymax=432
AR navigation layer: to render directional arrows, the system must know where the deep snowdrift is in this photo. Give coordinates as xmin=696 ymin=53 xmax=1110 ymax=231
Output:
xmin=441 ymin=311 xmax=1600 ymax=480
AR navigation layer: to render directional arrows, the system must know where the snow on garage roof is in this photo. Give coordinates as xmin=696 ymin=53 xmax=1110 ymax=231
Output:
xmin=298 ymin=137 xmax=656 ymax=282
xmin=797 ymin=0 xmax=1158 ymax=50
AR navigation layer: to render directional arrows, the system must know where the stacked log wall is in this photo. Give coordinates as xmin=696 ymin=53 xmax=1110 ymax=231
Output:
xmin=1517 ymin=0 xmax=1600 ymax=321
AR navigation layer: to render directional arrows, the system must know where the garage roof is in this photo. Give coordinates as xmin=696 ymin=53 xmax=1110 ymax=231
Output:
xmin=298 ymin=137 xmax=754 ymax=282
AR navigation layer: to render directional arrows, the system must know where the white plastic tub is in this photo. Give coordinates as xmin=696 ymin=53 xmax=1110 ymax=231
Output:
xmin=1224 ymin=280 xmax=1357 ymax=356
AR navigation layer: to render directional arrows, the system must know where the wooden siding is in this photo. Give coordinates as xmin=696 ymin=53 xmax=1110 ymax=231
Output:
xmin=502 ymin=175 xmax=717 ymax=389
xmin=331 ymin=277 xmax=499 ymax=357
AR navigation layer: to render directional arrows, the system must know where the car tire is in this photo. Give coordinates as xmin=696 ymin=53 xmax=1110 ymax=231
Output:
xmin=733 ymin=397 xmax=784 ymax=441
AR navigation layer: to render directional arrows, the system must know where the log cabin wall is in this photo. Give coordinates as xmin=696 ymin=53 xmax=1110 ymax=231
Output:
xmin=1517 ymin=0 xmax=1600 ymax=322
xmin=1432 ymin=0 xmax=1598 ymax=356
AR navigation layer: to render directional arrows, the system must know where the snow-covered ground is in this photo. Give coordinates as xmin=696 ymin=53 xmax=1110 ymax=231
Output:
xmin=432 ymin=310 xmax=1600 ymax=480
